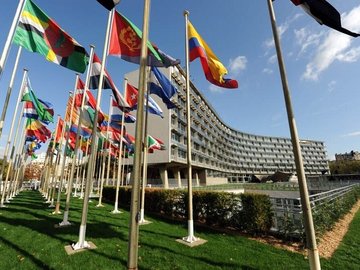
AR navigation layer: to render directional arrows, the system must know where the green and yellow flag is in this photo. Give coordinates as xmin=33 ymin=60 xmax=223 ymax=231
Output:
xmin=13 ymin=0 xmax=88 ymax=73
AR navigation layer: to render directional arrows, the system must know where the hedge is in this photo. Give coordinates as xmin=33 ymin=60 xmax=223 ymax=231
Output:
xmin=102 ymin=186 xmax=273 ymax=235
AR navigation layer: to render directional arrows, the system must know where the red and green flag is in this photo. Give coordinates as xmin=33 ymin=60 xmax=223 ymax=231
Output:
xmin=13 ymin=0 xmax=89 ymax=73
xmin=109 ymin=11 xmax=179 ymax=67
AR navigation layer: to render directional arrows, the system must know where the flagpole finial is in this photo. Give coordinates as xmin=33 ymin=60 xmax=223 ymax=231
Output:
xmin=23 ymin=68 xmax=28 ymax=72
xmin=183 ymin=10 xmax=189 ymax=16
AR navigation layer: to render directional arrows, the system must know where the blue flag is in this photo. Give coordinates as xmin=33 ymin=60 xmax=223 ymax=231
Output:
xmin=150 ymin=66 xmax=177 ymax=109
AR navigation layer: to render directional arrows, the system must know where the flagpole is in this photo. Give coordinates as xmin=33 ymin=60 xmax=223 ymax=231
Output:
xmin=0 ymin=46 xmax=22 ymax=138
xmin=97 ymin=95 xmax=112 ymax=208
xmin=45 ymin=115 xmax=61 ymax=201
xmin=7 ymin=108 xmax=24 ymax=200
xmin=53 ymin=84 xmax=78 ymax=214
xmin=0 ymin=0 xmax=26 ymax=77
xmin=72 ymin=8 xmax=114 ymax=250
xmin=267 ymin=1 xmax=320 ymax=269
xmin=182 ymin=10 xmax=198 ymax=244
xmin=127 ymin=0 xmax=151 ymax=268
xmin=105 ymin=135 xmax=112 ymax=186
xmin=0 ymin=68 xmax=27 ymax=207
xmin=59 ymin=46 xmax=95 ymax=227
xmin=112 ymin=87 xmax=126 ymax=214
xmin=10 ymin=117 xmax=27 ymax=196
xmin=4 ymin=103 xmax=24 ymax=201
xmin=96 ymin=139 xmax=106 ymax=206
xmin=139 ymin=68 xmax=150 ymax=224
xmin=80 ymin=141 xmax=90 ymax=199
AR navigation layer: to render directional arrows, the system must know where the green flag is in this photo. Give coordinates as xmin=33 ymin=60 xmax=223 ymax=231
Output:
xmin=13 ymin=0 xmax=88 ymax=73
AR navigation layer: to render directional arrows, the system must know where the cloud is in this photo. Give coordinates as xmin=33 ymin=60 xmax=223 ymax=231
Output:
xmin=208 ymin=84 xmax=223 ymax=93
xmin=302 ymin=6 xmax=360 ymax=80
xmin=343 ymin=131 xmax=360 ymax=137
xmin=268 ymin=54 xmax=277 ymax=64
xmin=328 ymin=80 xmax=336 ymax=92
xmin=264 ymin=13 xmax=303 ymax=50
xmin=229 ymin=56 xmax=247 ymax=74
xmin=262 ymin=68 xmax=273 ymax=74
xmin=294 ymin=27 xmax=324 ymax=56
xmin=336 ymin=46 xmax=360 ymax=62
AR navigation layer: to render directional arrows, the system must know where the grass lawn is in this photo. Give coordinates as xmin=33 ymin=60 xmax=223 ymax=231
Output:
xmin=0 ymin=190 xmax=358 ymax=269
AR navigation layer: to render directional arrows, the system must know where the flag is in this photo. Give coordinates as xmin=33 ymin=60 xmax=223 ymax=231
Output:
xmin=96 ymin=0 xmax=120 ymax=11
xmin=74 ymin=80 xmax=97 ymax=110
xmin=89 ymin=53 xmax=130 ymax=110
xmin=188 ymin=21 xmax=238 ymax=89
xmin=125 ymin=83 xmax=139 ymax=108
xmin=150 ymin=66 xmax=177 ymax=109
xmin=124 ymin=82 xmax=163 ymax=118
xmin=109 ymin=11 xmax=180 ymax=67
xmin=69 ymin=124 xmax=92 ymax=138
xmin=55 ymin=117 xmax=64 ymax=143
xmin=291 ymin=0 xmax=360 ymax=37
xmin=110 ymin=98 xmax=136 ymax=123
xmin=147 ymin=135 xmax=165 ymax=153
xmin=25 ymin=118 xmax=51 ymax=142
xmin=21 ymin=77 xmax=54 ymax=124
xmin=13 ymin=0 xmax=89 ymax=73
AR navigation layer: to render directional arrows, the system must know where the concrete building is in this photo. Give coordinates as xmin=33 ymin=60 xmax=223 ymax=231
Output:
xmin=125 ymin=66 xmax=329 ymax=187
xmin=335 ymin=151 xmax=360 ymax=161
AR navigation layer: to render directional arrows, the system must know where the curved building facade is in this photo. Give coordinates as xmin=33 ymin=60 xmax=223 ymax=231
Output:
xmin=125 ymin=66 xmax=329 ymax=187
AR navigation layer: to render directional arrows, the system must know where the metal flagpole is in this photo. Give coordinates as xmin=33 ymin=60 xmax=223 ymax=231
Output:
xmin=182 ymin=10 xmax=197 ymax=243
xmin=72 ymin=8 xmax=114 ymax=250
xmin=0 ymin=0 xmax=26 ymax=77
xmin=139 ymin=68 xmax=150 ymax=224
xmin=4 ymin=103 xmax=24 ymax=201
xmin=79 ymin=142 xmax=90 ymax=199
xmin=0 ymin=68 xmax=27 ymax=207
xmin=73 ymin=152 xmax=81 ymax=197
xmin=267 ymin=1 xmax=320 ymax=269
xmin=112 ymin=81 xmax=126 ymax=214
xmin=59 ymin=46 xmax=95 ymax=227
xmin=53 ymin=85 xmax=78 ymax=214
xmin=8 ymin=113 xmax=27 ymax=198
xmin=127 ymin=0 xmax=150 ymax=268
xmin=97 ymin=94 xmax=113 ymax=206
xmin=112 ymin=139 xmax=123 ymax=213
xmin=45 ymin=115 xmax=61 ymax=201
xmin=0 ymin=46 xmax=22 ymax=139
xmin=97 ymin=95 xmax=111 ymax=207
xmin=105 ymin=138 xmax=112 ymax=186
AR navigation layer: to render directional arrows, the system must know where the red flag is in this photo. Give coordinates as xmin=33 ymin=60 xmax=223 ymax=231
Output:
xmin=124 ymin=83 xmax=138 ymax=108
xmin=108 ymin=11 xmax=179 ymax=67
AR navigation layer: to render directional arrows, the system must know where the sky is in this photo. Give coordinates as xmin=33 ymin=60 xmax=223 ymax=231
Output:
xmin=1 ymin=0 xmax=360 ymax=160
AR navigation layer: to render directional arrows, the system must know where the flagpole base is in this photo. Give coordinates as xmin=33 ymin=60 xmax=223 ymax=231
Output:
xmin=182 ymin=235 xmax=198 ymax=243
xmin=52 ymin=210 xmax=61 ymax=215
xmin=139 ymin=218 xmax=151 ymax=225
xmin=111 ymin=209 xmax=122 ymax=214
xmin=0 ymin=204 xmax=7 ymax=208
xmin=96 ymin=204 xmax=104 ymax=208
xmin=71 ymin=240 xmax=91 ymax=251
xmin=58 ymin=220 xmax=72 ymax=227
xmin=48 ymin=204 xmax=55 ymax=208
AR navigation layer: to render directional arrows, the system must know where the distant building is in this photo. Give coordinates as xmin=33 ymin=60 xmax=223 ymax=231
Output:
xmin=124 ymin=66 xmax=329 ymax=187
xmin=335 ymin=151 xmax=360 ymax=161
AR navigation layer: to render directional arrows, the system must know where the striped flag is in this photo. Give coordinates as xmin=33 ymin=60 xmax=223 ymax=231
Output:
xmin=21 ymin=76 xmax=54 ymax=124
xmin=188 ymin=21 xmax=238 ymax=89
xmin=13 ymin=0 xmax=89 ymax=73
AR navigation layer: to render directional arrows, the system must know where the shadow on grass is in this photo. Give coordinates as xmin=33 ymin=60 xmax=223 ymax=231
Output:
xmin=141 ymin=241 xmax=259 ymax=270
xmin=0 ymin=235 xmax=51 ymax=269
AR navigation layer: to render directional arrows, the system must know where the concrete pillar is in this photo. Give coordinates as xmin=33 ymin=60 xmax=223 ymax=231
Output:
xmin=160 ymin=167 xmax=169 ymax=189
xmin=195 ymin=172 xmax=199 ymax=187
xmin=174 ymin=168 xmax=182 ymax=188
